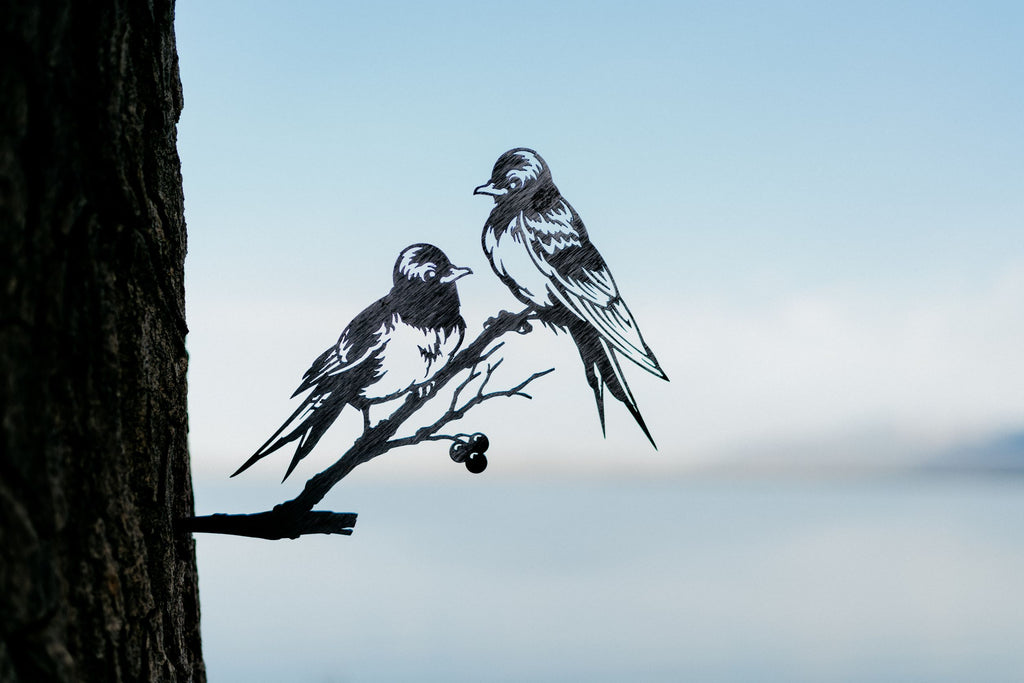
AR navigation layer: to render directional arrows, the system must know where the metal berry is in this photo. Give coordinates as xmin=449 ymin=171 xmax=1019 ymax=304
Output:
xmin=468 ymin=432 xmax=490 ymax=454
xmin=465 ymin=452 xmax=487 ymax=474
xmin=449 ymin=440 xmax=469 ymax=463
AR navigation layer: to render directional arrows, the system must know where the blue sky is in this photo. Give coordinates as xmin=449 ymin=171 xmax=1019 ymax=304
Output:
xmin=179 ymin=1 xmax=1024 ymax=479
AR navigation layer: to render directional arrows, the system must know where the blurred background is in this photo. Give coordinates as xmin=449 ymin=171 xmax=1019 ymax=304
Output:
xmin=177 ymin=1 xmax=1024 ymax=680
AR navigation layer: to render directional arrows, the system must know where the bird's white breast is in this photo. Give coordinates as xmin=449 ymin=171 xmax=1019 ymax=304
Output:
xmin=361 ymin=315 xmax=459 ymax=401
xmin=485 ymin=216 xmax=558 ymax=309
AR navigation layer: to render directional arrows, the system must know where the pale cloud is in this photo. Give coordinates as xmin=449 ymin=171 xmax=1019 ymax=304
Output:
xmin=186 ymin=264 xmax=1024 ymax=482
xmin=647 ymin=263 xmax=1024 ymax=468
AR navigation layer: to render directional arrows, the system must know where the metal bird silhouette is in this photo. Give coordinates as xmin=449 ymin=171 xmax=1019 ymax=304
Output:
xmin=232 ymin=244 xmax=471 ymax=480
xmin=475 ymin=148 xmax=668 ymax=447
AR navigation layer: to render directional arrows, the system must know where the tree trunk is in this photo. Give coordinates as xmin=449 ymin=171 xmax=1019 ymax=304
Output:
xmin=1 ymin=1 xmax=203 ymax=681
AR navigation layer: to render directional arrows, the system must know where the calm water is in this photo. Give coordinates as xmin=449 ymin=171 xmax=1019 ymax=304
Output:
xmin=194 ymin=474 xmax=1024 ymax=682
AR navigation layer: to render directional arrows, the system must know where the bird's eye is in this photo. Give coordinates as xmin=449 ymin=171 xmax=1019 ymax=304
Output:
xmin=508 ymin=178 xmax=520 ymax=190
xmin=425 ymin=271 xmax=437 ymax=280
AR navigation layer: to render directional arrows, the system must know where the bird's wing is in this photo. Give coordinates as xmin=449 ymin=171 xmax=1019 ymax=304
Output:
xmin=519 ymin=209 xmax=666 ymax=378
xmin=290 ymin=334 xmax=380 ymax=398
xmin=291 ymin=298 xmax=391 ymax=398
xmin=231 ymin=302 xmax=392 ymax=478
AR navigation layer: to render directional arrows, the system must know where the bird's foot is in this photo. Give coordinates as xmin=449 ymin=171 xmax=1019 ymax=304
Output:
xmin=483 ymin=309 xmax=515 ymax=330
xmin=484 ymin=309 xmax=534 ymax=335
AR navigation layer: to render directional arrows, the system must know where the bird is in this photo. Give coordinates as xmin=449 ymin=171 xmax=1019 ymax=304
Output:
xmin=474 ymin=148 xmax=668 ymax=447
xmin=232 ymin=243 xmax=472 ymax=480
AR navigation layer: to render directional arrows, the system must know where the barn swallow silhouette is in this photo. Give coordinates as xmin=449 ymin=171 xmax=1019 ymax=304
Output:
xmin=475 ymin=149 xmax=668 ymax=447
xmin=232 ymin=244 xmax=471 ymax=480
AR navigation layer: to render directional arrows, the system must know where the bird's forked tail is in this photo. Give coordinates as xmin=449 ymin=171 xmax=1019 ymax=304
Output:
xmin=568 ymin=321 xmax=657 ymax=449
xmin=231 ymin=394 xmax=344 ymax=481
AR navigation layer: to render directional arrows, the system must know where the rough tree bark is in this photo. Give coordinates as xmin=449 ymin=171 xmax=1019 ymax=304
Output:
xmin=1 ymin=2 xmax=203 ymax=681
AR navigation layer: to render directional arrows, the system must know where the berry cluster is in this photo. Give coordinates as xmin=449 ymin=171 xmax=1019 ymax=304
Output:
xmin=449 ymin=433 xmax=490 ymax=474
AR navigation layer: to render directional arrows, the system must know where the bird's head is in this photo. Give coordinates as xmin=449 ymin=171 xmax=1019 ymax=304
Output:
xmin=473 ymin=148 xmax=552 ymax=202
xmin=393 ymin=243 xmax=472 ymax=292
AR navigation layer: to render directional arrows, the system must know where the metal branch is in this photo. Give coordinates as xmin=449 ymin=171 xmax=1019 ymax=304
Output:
xmin=178 ymin=508 xmax=356 ymax=540
xmin=184 ymin=308 xmax=550 ymax=540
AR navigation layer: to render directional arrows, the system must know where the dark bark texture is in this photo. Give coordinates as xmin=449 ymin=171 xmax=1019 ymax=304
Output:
xmin=1 ymin=1 xmax=203 ymax=681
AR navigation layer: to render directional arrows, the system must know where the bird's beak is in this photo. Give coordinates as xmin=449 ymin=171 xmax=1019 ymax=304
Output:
xmin=440 ymin=266 xmax=473 ymax=284
xmin=473 ymin=182 xmax=507 ymax=197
